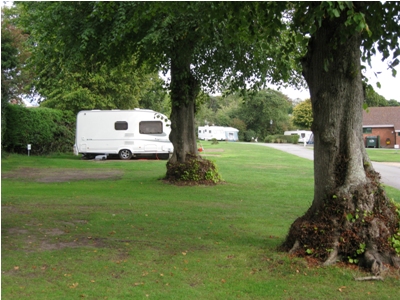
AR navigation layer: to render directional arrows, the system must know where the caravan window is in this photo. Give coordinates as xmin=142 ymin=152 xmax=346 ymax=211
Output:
xmin=115 ymin=121 xmax=128 ymax=130
xmin=139 ymin=121 xmax=163 ymax=134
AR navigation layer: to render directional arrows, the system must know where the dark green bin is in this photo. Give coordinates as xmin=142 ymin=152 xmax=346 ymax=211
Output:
xmin=366 ymin=136 xmax=379 ymax=148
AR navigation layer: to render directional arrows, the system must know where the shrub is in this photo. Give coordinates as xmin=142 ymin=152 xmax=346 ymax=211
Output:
xmin=243 ymin=129 xmax=257 ymax=142
xmin=264 ymin=134 xmax=299 ymax=144
xmin=3 ymin=104 xmax=75 ymax=155
xmin=211 ymin=138 xmax=219 ymax=144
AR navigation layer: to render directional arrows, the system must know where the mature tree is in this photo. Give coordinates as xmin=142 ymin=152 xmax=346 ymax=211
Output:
xmin=1 ymin=6 xmax=32 ymax=148
xmin=280 ymin=1 xmax=400 ymax=273
xmin=17 ymin=1 xmax=301 ymax=181
xmin=292 ymin=98 xmax=313 ymax=129
xmin=195 ymin=93 xmax=243 ymax=129
xmin=16 ymin=1 xmax=400 ymax=272
xmin=238 ymin=89 xmax=292 ymax=138
xmin=36 ymin=59 xmax=166 ymax=115
xmin=1 ymin=7 xmax=32 ymax=104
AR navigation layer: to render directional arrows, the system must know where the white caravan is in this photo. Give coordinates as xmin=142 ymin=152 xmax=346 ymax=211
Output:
xmin=74 ymin=109 xmax=173 ymax=160
xmin=284 ymin=130 xmax=313 ymax=144
xmin=198 ymin=125 xmax=239 ymax=141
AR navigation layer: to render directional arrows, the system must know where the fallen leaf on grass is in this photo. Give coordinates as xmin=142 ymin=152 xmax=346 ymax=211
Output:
xmin=14 ymin=266 xmax=19 ymax=270
xmin=221 ymin=279 xmax=226 ymax=283
xmin=69 ymin=282 xmax=79 ymax=289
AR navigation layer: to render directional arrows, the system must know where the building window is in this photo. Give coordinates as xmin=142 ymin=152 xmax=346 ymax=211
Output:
xmin=139 ymin=121 xmax=163 ymax=134
xmin=363 ymin=127 xmax=372 ymax=134
xmin=115 ymin=121 xmax=128 ymax=130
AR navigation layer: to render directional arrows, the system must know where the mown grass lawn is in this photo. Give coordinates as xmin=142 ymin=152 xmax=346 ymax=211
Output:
xmin=366 ymin=148 xmax=400 ymax=163
xmin=2 ymin=142 xmax=399 ymax=300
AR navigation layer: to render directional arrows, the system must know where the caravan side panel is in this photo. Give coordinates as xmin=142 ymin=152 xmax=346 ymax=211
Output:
xmin=75 ymin=110 xmax=173 ymax=158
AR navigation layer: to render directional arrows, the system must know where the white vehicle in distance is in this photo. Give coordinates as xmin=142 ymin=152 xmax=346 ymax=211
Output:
xmin=74 ymin=109 xmax=173 ymax=160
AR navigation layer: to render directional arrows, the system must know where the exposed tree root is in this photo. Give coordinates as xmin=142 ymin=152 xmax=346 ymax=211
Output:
xmin=280 ymin=182 xmax=400 ymax=274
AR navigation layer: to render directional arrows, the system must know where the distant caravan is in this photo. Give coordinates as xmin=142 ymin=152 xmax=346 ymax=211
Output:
xmin=284 ymin=130 xmax=314 ymax=144
xmin=198 ymin=125 xmax=239 ymax=141
xmin=74 ymin=109 xmax=173 ymax=160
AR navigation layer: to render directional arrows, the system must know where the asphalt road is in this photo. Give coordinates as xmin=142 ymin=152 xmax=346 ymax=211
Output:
xmin=249 ymin=143 xmax=400 ymax=190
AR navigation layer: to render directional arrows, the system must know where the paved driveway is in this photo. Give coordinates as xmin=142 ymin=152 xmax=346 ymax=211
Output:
xmin=248 ymin=143 xmax=400 ymax=190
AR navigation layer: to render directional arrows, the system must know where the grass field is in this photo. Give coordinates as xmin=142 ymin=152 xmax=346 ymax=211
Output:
xmin=366 ymin=148 xmax=400 ymax=163
xmin=1 ymin=142 xmax=399 ymax=299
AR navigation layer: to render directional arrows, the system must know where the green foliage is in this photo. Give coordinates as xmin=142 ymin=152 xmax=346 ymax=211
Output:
xmin=1 ymin=7 xmax=27 ymax=145
xmin=2 ymin=104 xmax=75 ymax=154
xmin=17 ymin=2 xmax=304 ymax=100
xmin=264 ymin=135 xmax=299 ymax=144
xmin=238 ymin=89 xmax=292 ymax=139
xmin=243 ymin=130 xmax=257 ymax=142
xmin=292 ymin=99 xmax=313 ymax=129
xmin=29 ymin=57 xmax=165 ymax=114
xmin=1 ymin=7 xmax=32 ymax=103
xmin=211 ymin=138 xmax=219 ymax=145
xmin=196 ymin=93 xmax=243 ymax=128
xmin=390 ymin=200 xmax=400 ymax=256
xmin=363 ymin=83 xmax=398 ymax=107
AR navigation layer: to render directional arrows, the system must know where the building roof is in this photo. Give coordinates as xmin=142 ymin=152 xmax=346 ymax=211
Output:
xmin=362 ymin=107 xmax=400 ymax=132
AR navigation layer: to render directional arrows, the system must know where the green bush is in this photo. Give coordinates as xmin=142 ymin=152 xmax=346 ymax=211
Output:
xmin=211 ymin=138 xmax=219 ymax=144
xmin=243 ymin=129 xmax=257 ymax=142
xmin=264 ymin=134 xmax=299 ymax=144
xmin=3 ymin=104 xmax=75 ymax=155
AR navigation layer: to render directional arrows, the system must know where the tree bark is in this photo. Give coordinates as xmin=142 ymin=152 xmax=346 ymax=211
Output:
xmin=282 ymin=12 xmax=399 ymax=273
xmin=168 ymin=44 xmax=200 ymax=164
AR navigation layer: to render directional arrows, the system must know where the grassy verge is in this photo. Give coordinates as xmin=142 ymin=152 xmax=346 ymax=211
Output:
xmin=2 ymin=142 xmax=399 ymax=300
xmin=366 ymin=148 xmax=400 ymax=163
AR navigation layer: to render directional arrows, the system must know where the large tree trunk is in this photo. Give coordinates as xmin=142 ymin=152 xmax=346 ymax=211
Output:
xmin=165 ymin=44 xmax=222 ymax=184
xmin=282 ymin=12 xmax=399 ymax=273
xmin=168 ymin=46 xmax=200 ymax=164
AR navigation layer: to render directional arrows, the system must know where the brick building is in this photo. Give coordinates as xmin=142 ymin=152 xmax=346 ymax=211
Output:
xmin=362 ymin=106 xmax=400 ymax=148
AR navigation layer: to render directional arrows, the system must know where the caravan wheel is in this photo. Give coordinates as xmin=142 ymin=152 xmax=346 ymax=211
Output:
xmin=119 ymin=149 xmax=132 ymax=160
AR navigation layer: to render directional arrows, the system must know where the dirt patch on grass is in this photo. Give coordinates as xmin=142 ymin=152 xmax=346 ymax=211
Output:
xmin=1 ymin=167 xmax=124 ymax=183
xmin=3 ymin=220 xmax=108 ymax=253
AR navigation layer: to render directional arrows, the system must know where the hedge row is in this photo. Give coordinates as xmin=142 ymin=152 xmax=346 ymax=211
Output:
xmin=264 ymin=134 xmax=300 ymax=144
xmin=2 ymin=104 xmax=75 ymax=155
